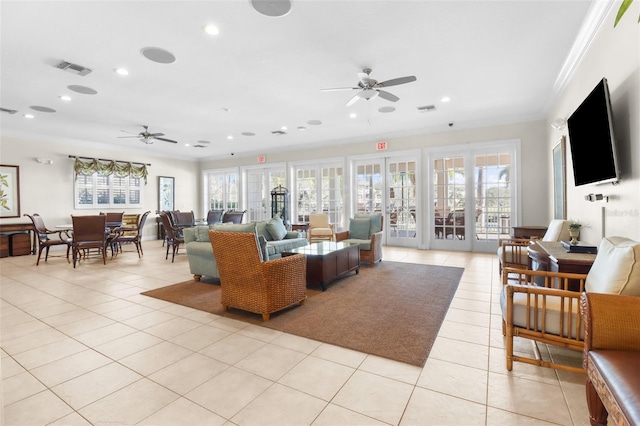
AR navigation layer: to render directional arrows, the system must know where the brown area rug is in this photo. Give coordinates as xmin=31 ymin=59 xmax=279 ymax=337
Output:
xmin=142 ymin=261 xmax=464 ymax=366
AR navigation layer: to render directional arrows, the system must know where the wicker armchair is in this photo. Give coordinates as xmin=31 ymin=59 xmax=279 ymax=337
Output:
xmin=208 ymin=230 xmax=307 ymax=321
xmin=581 ymin=292 xmax=640 ymax=426
xmin=501 ymin=236 xmax=640 ymax=373
xmin=335 ymin=213 xmax=383 ymax=264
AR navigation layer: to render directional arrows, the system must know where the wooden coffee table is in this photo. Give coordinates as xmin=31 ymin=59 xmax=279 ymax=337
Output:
xmin=282 ymin=241 xmax=360 ymax=291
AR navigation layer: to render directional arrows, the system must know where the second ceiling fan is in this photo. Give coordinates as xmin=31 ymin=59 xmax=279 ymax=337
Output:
xmin=118 ymin=125 xmax=178 ymax=144
xmin=322 ymin=68 xmax=417 ymax=107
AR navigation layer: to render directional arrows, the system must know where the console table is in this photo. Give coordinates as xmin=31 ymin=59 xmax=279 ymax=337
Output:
xmin=0 ymin=222 xmax=36 ymax=257
xmin=528 ymin=241 xmax=596 ymax=290
xmin=512 ymin=225 xmax=548 ymax=239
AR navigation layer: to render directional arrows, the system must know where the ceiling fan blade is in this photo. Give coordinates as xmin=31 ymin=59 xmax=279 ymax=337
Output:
xmin=154 ymin=136 xmax=178 ymax=144
xmin=375 ymin=76 xmax=417 ymax=88
xmin=148 ymin=132 xmax=165 ymax=137
xmin=120 ymin=129 xmax=139 ymax=135
xmin=117 ymin=135 xmax=142 ymax=139
xmin=346 ymin=93 xmax=361 ymax=107
xmin=321 ymin=87 xmax=359 ymax=92
xmin=377 ymin=90 xmax=399 ymax=102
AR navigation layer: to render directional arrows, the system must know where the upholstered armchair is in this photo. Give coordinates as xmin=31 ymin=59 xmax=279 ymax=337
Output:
xmin=581 ymin=292 xmax=640 ymax=426
xmin=208 ymin=229 xmax=307 ymax=321
xmin=335 ymin=213 xmax=384 ymax=264
xmin=501 ymin=236 xmax=640 ymax=372
xmin=497 ymin=219 xmax=572 ymax=273
xmin=308 ymin=213 xmax=334 ymax=242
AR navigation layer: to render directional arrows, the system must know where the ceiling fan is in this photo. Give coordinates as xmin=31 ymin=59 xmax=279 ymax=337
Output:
xmin=118 ymin=125 xmax=178 ymax=144
xmin=321 ymin=68 xmax=417 ymax=107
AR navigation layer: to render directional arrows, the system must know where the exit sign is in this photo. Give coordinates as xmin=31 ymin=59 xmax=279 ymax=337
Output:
xmin=257 ymin=155 xmax=266 ymax=163
xmin=376 ymin=141 xmax=387 ymax=150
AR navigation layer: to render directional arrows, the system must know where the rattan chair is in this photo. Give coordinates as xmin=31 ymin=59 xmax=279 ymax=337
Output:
xmin=110 ymin=211 xmax=150 ymax=257
xmin=501 ymin=236 xmax=640 ymax=373
xmin=206 ymin=209 xmax=225 ymax=225
xmin=23 ymin=213 xmax=72 ymax=265
xmin=159 ymin=212 xmax=184 ymax=262
xmin=208 ymin=229 xmax=307 ymax=321
xmin=70 ymin=215 xmax=108 ymax=268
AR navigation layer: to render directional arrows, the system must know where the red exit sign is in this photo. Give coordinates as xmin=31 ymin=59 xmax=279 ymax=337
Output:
xmin=257 ymin=155 xmax=266 ymax=163
xmin=376 ymin=141 xmax=387 ymax=150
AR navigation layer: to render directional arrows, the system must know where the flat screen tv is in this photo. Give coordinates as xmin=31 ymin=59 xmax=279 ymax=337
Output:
xmin=566 ymin=77 xmax=620 ymax=186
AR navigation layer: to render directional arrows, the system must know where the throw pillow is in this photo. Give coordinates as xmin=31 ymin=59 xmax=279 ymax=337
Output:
xmin=266 ymin=215 xmax=288 ymax=241
xmin=585 ymin=236 xmax=640 ymax=296
xmin=255 ymin=221 xmax=274 ymax=241
xmin=349 ymin=218 xmax=371 ymax=240
xmin=355 ymin=213 xmax=383 ymax=235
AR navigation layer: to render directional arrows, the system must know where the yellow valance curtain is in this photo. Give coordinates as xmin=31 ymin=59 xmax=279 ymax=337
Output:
xmin=73 ymin=157 xmax=148 ymax=184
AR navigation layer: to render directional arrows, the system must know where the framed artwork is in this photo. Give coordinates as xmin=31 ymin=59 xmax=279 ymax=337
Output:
xmin=552 ymin=136 xmax=567 ymax=220
xmin=158 ymin=176 xmax=175 ymax=211
xmin=0 ymin=164 xmax=20 ymax=218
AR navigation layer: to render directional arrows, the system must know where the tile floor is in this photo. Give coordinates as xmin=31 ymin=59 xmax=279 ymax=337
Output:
xmin=1 ymin=242 xmax=589 ymax=425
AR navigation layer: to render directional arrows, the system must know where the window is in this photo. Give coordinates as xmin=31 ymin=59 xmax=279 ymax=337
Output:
xmin=205 ymin=169 xmax=240 ymax=212
xmin=245 ymin=166 xmax=286 ymax=222
xmin=74 ymin=173 xmax=142 ymax=209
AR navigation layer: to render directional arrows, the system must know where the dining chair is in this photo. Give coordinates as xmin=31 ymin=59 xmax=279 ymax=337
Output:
xmin=207 ymin=209 xmax=225 ymax=225
xmin=23 ymin=213 xmax=72 ymax=265
xmin=222 ymin=210 xmax=246 ymax=224
xmin=159 ymin=211 xmax=184 ymax=262
xmin=110 ymin=211 xmax=150 ymax=257
xmin=70 ymin=215 xmax=108 ymax=268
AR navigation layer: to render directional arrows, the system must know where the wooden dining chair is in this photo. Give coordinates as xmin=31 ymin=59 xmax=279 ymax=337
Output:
xmin=23 ymin=213 xmax=72 ymax=265
xmin=70 ymin=215 xmax=108 ymax=268
xmin=159 ymin=211 xmax=184 ymax=262
xmin=110 ymin=211 xmax=150 ymax=257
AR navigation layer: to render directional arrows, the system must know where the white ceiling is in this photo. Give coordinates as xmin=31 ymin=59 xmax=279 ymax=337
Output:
xmin=1 ymin=0 xmax=595 ymax=161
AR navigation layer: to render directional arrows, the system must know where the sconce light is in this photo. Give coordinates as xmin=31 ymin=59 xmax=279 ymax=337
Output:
xmin=36 ymin=158 xmax=53 ymax=165
xmin=585 ymin=193 xmax=608 ymax=203
xmin=550 ymin=118 xmax=567 ymax=130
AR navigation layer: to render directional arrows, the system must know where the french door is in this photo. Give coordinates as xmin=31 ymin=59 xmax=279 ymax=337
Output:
xmin=429 ymin=141 xmax=518 ymax=252
xmin=352 ymin=156 xmax=419 ymax=248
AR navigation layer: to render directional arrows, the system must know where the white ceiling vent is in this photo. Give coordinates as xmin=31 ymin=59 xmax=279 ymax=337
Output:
xmin=56 ymin=61 xmax=92 ymax=76
xmin=417 ymin=105 xmax=436 ymax=113
xmin=0 ymin=107 xmax=18 ymax=114
xmin=271 ymin=130 xmax=287 ymax=135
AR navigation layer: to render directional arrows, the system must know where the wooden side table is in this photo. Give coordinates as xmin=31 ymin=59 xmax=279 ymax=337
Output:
xmin=528 ymin=241 xmax=597 ymax=291
xmin=290 ymin=223 xmax=309 ymax=238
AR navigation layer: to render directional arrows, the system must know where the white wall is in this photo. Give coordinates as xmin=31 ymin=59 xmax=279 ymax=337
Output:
xmin=548 ymin=1 xmax=640 ymax=243
xmin=0 ymin=135 xmax=199 ymax=241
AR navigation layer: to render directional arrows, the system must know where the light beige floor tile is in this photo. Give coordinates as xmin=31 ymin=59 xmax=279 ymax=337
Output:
xmin=560 ymin=380 xmax=591 ymax=426
xmin=48 ymin=411 xmax=93 ymax=425
xmin=55 ymin=314 xmax=115 ymax=336
xmin=121 ymin=309 xmax=177 ymax=330
xmin=3 ymin=390 xmax=73 ymax=426
xmin=444 ymin=307 xmax=491 ymax=328
xmin=186 ymin=367 xmax=272 ymax=419
xmin=138 ymin=397 xmax=226 ymax=426
xmin=359 ymin=355 xmax=422 ymax=385
xmin=1 ymin=355 xmax=26 ymax=379
xmin=238 ymin=323 xmax=284 ymax=342
xmin=102 ymin=303 xmax=155 ymax=321
xmin=486 ymin=406 xmax=559 ymax=425
xmin=232 ymin=382 xmax=326 ymax=426
xmin=79 ymin=378 xmax=179 ymax=424
xmin=418 ymin=358 xmax=488 ymax=404
xmin=438 ymin=319 xmax=491 ymax=346
xmin=85 ymin=298 xmax=137 ymax=314
xmin=2 ymin=371 xmax=47 ymax=405
xmin=400 ymin=386 xmax=486 ymax=425
xmin=312 ymin=403 xmax=388 ymax=426
xmin=332 ymin=370 xmax=414 ymax=425
xmin=199 ymin=333 xmax=266 ymax=365
xmin=51 ymin=362 xmax=142 ymax=409
xmin=30 ymin=349 xmax=112 ymax=387
xmin=488 ymin=346 xmax=560 ymax=386
xmin=73 ymin=322 xmax=138 ymax=347
xmin=270 ymin=332 xmax=322 ymax=354
xmin=119 ymin=340 xmax=193 ymax=376
xmin=487 ymin=371 xmax=573 ymax=424
xmin=235 ymin=343 xmax=306 ymax=381
xmin=40 ymin=308 xmax=98 ymax=327
xmin=142 ymin=316 xmax=204 ymax=339
xmin=429 ymin=336 xmax=490 ymax=371
xmin=0 ymin=319 xmax=51 ymax=343
xmin=12 ymin=337 xmax=88 ymax=370
xmin=149 ymin=352 xmax=229 ymax=394
xmin=169 ymin=323 xmax=232 ymax=351
xmin=311 ymin=343 xmax=367 ymax=368
xmin=279 ymin=356 xmax=354 ymax=401
xmin=0 ymin=327 xmax=67 ymax=355
xmin=92 ymin=330 xmax=163 ymax=360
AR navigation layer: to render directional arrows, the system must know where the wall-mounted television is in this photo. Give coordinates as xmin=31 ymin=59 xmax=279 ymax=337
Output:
xmin=566 ymin=77 xmax=620 ymax=186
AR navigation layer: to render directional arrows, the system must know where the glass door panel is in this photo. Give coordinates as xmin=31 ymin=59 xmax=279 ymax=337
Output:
xmin=387 ymin=159 xmax=418 ymax=247
xmin=431 ymin=155 xmax=470 ymax=250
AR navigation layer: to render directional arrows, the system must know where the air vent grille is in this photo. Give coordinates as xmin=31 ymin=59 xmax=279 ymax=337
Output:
xmin=417 ymin=105 xmax=436 ymax=113
xmin=56 ymin=61 xmax=92 ymax=76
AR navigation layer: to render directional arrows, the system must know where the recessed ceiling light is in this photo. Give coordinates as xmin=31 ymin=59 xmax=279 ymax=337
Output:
xmin=59 ymin=95 xmax=71 ymax=101
xmin=227 ymin=135 xmax=233 ymax=140
xmin=307 ymin=120 xmax=322 ymax=126
xmin=141 ymin=47 xmax=176 ymax=64
xmin=349 ymin=113 xmax=357 ymax=118
xmin=281 ymin=126 xmax=287 ymax=131
xmin=197 ymin=140 xmax=211 ymax=144
xmin=441 ymin=96 xmax=451 ymax=102
xmin=115 ymin=68 xmax=129 ymax=76
xmin=184 ymin=143 xmax=190 ymax=147
xmin=204 ymin=24 xmax=220 ymax=35
xmin=378 ymin=106 xmax=396 ymax=113
xmin=24 ymin=114 xmax=34 ymax=119
xmin=241 ymin=132 xmax=255 ymax=136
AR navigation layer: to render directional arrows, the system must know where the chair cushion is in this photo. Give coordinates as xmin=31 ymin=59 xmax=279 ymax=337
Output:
xmin=355 ymin=213 xmax=383 ymax=235
xmin=543 ymin=219 xmax=571 ymax=242
xmin=310 ymin=214 xmax=329 ymax=228
xmin=586 ymin=236 xmax=640 ymax=296
xmin=340 ymin=238 xmax=371 ymax=251
xmin=212 ymin=223 xmax=257 ymax=233
xmin=349 ymin=218 xmax=371 ymax=240
xmin=266 ymin=215 xmax=288 ymax=241
xmin=496 ymin=245 xmax=529 ymax=265
xmin=255 ymin=221 xmax=274 ymax=241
